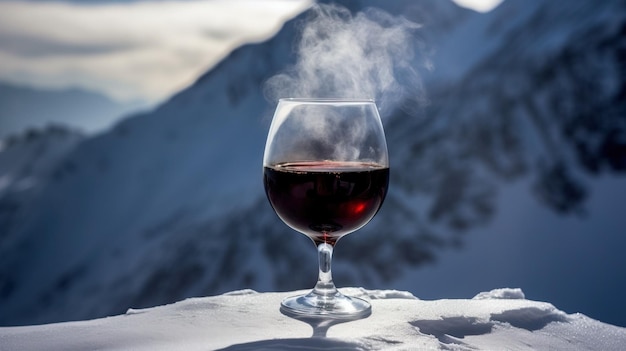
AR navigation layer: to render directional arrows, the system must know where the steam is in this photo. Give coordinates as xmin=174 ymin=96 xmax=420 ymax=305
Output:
xmin=264 ymin=3 xmax=430 ymax=116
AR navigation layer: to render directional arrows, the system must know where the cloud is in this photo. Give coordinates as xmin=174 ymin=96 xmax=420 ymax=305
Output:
xmin=0 ymin=0 xmax=310 ymax=103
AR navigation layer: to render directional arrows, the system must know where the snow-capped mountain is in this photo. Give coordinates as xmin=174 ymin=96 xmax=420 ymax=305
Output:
xmin=0 ymin=126 xmax=84 ymax=242
xmin=391 ymin=0 xmax=626 ymax=237
xmin=1 ymin=0 xmax=625 ymax=328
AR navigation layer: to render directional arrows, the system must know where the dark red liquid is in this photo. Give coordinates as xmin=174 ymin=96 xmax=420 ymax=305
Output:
xmin=264 ymin=161 xmax=389 ymax=245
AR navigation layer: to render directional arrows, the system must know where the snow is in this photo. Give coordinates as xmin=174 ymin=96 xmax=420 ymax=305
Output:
xmin=1 ymin=287 xmax=624 ymax=350
xmin=473 ymin=288 xmax=525 ymax=300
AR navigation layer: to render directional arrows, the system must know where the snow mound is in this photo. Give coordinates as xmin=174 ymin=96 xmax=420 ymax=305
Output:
xmin=222 ymin=289 xmax=259 ymax=296
xmin=1 ymin=288 xmax=625 ymax=351
xmin=341 ymin=287 xmax=418 ymax=300
xmin=473 ymin=288 xmax=526 ymax=300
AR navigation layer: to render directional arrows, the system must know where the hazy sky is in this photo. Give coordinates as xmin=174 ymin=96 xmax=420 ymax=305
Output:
xmin=0 ymin=0 xmax=311 ymax=103
xmin=0 ymin=0 xmax=503 ymax=104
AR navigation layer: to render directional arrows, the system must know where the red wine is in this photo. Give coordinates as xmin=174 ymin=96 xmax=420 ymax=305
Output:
xmin=264 ymin=161 xmax=389 ymax=245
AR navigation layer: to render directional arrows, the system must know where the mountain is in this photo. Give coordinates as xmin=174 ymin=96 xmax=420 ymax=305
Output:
xmin=384 ymin=0 xmax=626 ymax=326
xmin=391 ymin=0 xmax=626 ymax=235
xmin=1 ymin=0 xmax=625 ymax=328
xmin=0 ymin=82 xmax=147 ymax=139
xmin=0 ymin=125 xmax=84 ymax=262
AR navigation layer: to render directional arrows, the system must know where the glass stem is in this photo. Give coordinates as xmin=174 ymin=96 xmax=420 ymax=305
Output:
xmin=312 ymin=242 xmax=339 ymax=296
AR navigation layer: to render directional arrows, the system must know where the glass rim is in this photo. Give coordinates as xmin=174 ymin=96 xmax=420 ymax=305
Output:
xmin=278 ymin=97 xmax=376 ymax=104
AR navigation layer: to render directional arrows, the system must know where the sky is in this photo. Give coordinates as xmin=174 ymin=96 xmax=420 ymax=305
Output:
xmin=0 ymin=0 xmax=503 ymax=105
xmin=0 ymin=0 xmax=312 ymax=104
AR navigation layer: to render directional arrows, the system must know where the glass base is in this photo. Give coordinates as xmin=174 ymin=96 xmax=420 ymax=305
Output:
xmin=280 ymin=289 xmax=372 ymax=319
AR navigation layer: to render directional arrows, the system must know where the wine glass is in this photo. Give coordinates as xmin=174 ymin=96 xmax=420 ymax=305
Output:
xmin=263 ymin=98 xmax=389 ymax=318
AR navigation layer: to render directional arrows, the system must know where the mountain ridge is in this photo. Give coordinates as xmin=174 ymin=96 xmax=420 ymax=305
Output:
xmin=0 ymin=82 xmax=147 ymax=139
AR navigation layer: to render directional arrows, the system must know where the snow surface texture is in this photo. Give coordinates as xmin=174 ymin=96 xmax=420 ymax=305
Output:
xmin=1 ymin=288 xmax=625 ymax=351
